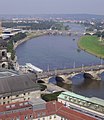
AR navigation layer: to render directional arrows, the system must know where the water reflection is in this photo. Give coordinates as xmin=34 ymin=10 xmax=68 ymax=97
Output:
xmin=48 ymin=73 xmax=104 ymax=99
xmin=57 ymin=77 xmax=104 ymax=99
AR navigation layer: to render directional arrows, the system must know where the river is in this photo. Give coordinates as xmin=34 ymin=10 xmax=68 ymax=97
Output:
xmin=16 ymin=23 xmax=104 ymax=99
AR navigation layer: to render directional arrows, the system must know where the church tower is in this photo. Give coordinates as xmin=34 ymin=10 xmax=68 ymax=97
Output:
xmin=0 ymin=21 xmax=3 ymax=35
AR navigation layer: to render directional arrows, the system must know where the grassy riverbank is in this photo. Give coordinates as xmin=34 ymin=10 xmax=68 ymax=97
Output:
xmin=78 ymin=35 xmax=104 ymax=58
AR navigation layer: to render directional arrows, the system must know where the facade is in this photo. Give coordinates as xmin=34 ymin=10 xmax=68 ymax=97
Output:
xmin=58 ymin=91 xmax=104 ymax=119
xmin=0 ymin=99 xmax=97 ymax=120
xmin=0 ymin=73 xmax=41 ymax=105
xmin=0 ymin=39 xmax=8 ymax=69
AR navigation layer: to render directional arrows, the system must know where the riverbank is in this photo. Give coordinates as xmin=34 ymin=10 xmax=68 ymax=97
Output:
xmin=14 ymin=30 xmax=47 ymax=49
xmin=78 ymin=35 xmax=104 ymax=58
xmin=14 ymin=30 xmax=71 ymax=50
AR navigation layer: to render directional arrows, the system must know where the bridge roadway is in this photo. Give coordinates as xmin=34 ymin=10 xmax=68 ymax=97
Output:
xmin=31 ymin=29 xmax=84 ymax=36
xmin=37 ymin=64 xmax=104 ymax=80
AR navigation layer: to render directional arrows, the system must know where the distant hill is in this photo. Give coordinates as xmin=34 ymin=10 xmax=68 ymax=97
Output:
xmin=0 ymin=14 xmax=104 ymax=20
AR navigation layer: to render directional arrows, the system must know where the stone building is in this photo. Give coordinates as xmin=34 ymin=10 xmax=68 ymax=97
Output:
xmin=0 ymin=21 xmax=3 ymax=35
xmin=0 ymin=99 xmax=96 ymax=120
xmin=58 ymin=91 xmax=104 ymax=119
xmin=0 ymin=39 xmax=8 ymax=69
xmin=0 ymin=73 xmax=41 ymax=105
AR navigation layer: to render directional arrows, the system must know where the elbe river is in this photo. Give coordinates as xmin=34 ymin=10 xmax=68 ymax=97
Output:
xmin=16 ymin=23 xmax=104 ymax=99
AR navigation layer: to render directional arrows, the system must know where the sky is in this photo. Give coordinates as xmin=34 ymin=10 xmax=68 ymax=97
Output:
xmin=0 ymin=0 xmax=104 ymax=15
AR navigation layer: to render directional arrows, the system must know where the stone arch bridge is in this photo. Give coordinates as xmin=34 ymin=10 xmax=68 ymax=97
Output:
xmin=36 ymin=65 xmax=104 ymax=83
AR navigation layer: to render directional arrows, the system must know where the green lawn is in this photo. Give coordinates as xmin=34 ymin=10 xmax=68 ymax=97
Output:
xmin=78 ymin=35 xmax=104 ymax=58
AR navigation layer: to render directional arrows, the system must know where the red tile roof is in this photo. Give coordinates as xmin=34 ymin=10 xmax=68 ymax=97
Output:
xmin=46 ymin=101 xmax=97 ymax=120
xmin=0 ymin=100 xmax=97 ymax=120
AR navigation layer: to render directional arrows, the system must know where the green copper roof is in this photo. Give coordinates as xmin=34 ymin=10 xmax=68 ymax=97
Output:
xmin=89 ymin=97 xmax=104 ymax=106
xmin=58 ymin=91 xmax=89 ymax=101
xmin=58 ymin=91 xmax=104 ymax=107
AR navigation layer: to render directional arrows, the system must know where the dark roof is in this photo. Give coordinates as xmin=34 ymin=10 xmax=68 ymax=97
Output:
xmin=0 ymin=39 xmax=7 ymax=48
xmin=0 ymin=73 xmax=40 ymax=97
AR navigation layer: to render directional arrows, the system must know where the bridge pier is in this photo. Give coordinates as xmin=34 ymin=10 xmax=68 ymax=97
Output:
xmin=55 ymin=75 xmax=72 ymax=84
xmin=83 ymin=72 xmax=101 ymax=80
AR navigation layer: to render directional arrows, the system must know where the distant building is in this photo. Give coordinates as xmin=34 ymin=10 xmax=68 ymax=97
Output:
xmin=0 ymin=28 xmax=22 ymax=39
xmin=0 ymin=99 xmax=96 ymax=120
xmin=0 ymin=73 xmax=41 ymax=105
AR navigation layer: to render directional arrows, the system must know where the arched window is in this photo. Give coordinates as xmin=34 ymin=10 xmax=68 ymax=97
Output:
xmin=2 ymin=51 xmax=5 ymax=57
xmin=2 ymin=63 xmax=5 ymax=68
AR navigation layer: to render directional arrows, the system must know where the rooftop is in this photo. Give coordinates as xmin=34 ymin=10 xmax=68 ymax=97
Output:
xmin=58 ymin=91 xmax=89 ymax=101
xmin=90 ymin=97 xmax=104 ymax=107
xmin=0 ymin=39 xmax=7 ymax=47
xmin=58 ymin=91 xmax=104 ymax=107
xmin=0 ymin=69 xmax=18 ymax=78
xmin=0 ymin=100 xmax=97 ymax=120
xmin=0 ymin=73 xmax=40 ymax=97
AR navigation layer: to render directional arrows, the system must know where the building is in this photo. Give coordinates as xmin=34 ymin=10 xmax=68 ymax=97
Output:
xmin=0 ymin=99 xmax=97 ymax=120
xmin=0 ymin=39 xmax=9 ymax=69
xmin=0 ymin=21 xmax=3 ymax=35
xmin=0 ymin=73 xmax=41 ymax=105
xmin=58 ymin=91 xmax=104 ymax=119
xmin=1 ymin=28 xmax=22 ymax=39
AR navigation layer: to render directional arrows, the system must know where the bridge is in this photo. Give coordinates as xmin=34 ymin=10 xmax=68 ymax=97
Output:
xmin=36 ymin=64 xmax=104 ymax=83
xmin=31 ymin=29 xmax=84 ymax=36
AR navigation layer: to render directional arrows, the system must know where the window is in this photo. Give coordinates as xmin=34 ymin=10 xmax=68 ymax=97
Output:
xmin=65 ymin=96 xmax=67 ymax=99
xmin=16 ymin=95 xmax=19 ymax=97
xmin=50 ymin=116 xmax=52 ymax=119
xmin=3 ymin=102 xmax=5 ymax=104
xmin=42 ymin=112 xmax=46 ymax=116
xmin=61 ymin=117 xmax=64 ymax=120
xmin=54 ymin=114 xmax=56 ymax=118
xmin=2 ymin=51 xmax=5 ymax=57
xmin=30 ymin=115 xmax=33 ymax=119
xmin=8 ymin=96 xmax=10 ymax=98
xmin=24 ymin=116 xmax=28 ymax=120
xmin=3 ymin=97 xmax=5 ymax=99
xmin=37 ymin=113 xmax=40 ymax=117
xmin=2 ymin=64 xmax=5 ymax=68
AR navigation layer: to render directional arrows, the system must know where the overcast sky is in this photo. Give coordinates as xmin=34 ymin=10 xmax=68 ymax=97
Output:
xmin=0 ymin=0 xmax=104 ymax=15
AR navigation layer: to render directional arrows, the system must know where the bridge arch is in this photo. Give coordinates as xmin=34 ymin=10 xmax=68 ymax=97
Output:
xmin=55 ymin=75 xmax=72 ymax=84
xmin=66 ymin=72 xmax=84 ymax=79
xmin=37 ymin=80 xmax=45 ymax=83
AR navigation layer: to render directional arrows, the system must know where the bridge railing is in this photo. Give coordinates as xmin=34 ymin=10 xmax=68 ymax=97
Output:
xmin=36 ymin=64 xmax=104 ymax=79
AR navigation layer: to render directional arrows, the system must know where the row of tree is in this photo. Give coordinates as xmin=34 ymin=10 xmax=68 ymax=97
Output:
xmin=7 ymin=32 xmax=27 ymax=61
xmin=10 ymin=32 xmax=27 ymax=42
xmin=85 ymin=31 xmax=104 ymax=38
xmin=2 ymin=21 xmax=69 ymax=30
